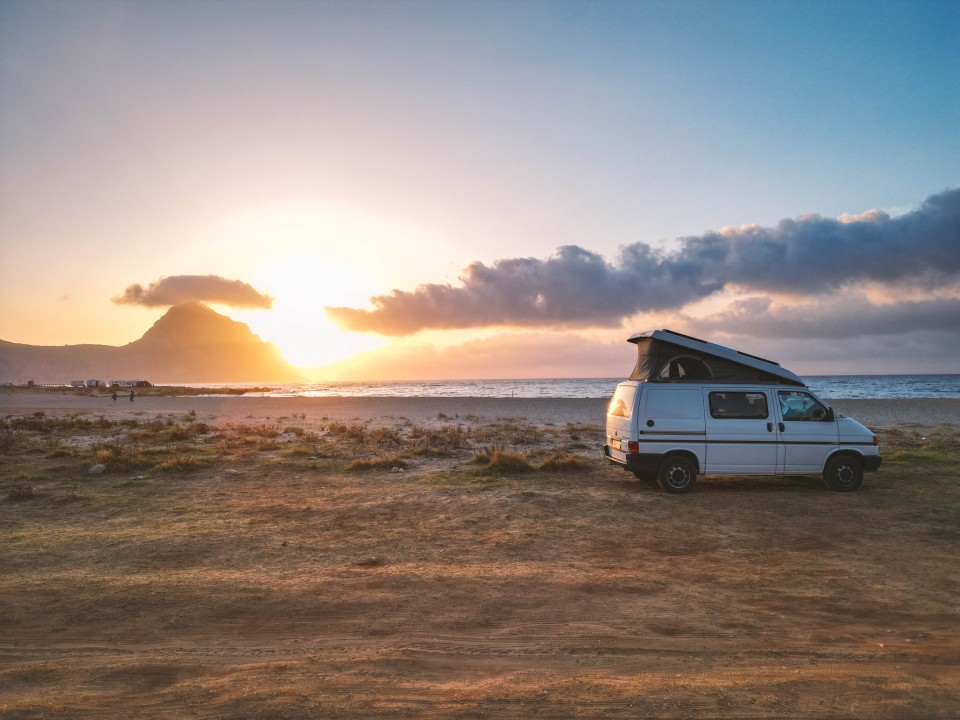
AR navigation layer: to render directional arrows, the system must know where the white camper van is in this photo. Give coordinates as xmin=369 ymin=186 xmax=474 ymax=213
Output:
xmin=603 ymin=330 xmax=881 ymax=493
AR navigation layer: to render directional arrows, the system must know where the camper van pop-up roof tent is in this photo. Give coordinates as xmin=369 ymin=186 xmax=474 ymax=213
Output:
xmin=627 ymin=329 xmax=805 ymax=386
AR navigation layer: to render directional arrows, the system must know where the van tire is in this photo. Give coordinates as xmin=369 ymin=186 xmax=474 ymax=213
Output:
xmin=823 ymin=455 xmax=863 ymax=492
xmin=657 ymin=455 xmax=697 ymax=493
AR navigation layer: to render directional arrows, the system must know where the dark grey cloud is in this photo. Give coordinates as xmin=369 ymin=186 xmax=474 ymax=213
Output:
xmin=327 ymin=188 xmax=960 ymax=335
xmin=113 ymin=275 xmax=274 ymax=309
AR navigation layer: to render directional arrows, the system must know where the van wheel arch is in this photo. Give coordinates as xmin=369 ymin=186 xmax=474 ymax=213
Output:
xmin=823 ymin=453 xmax=863 ymax=492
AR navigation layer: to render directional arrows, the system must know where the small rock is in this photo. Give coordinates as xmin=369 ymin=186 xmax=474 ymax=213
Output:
xmin=224 ymin=469 xmax=240 ymax=476
xmin=88 ymin=463 xmax=107 ymax=475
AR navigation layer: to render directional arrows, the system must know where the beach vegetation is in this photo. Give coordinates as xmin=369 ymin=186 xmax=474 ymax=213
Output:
xmin=407 ymin=425 xmax=471 ymax=456
xmin=368 ymin=427 xmax=404 ymax=445
xmin=471 ymin=447 xmax=535 ymax=474
xmin=155 ymin=453 xmax=211 ymax=474
xmin=0 ymin=424 xmax=20 ymax=453
xmin=539 ymin=450 xmax=591 ymax=472
xmin=89 ymin=441 xmax=148 ymax=472
xmin=326 ymin=422 xmax=368 ymax=441
xmin=1 ymin=402 xmax=959 ymax=717
xmin=473 ymin=422 xmax=542 ymax=446
xmin=283 ymin=445 xmax=313 ymax=457
xmin=348 ymin=456 xmax=408 ymax=472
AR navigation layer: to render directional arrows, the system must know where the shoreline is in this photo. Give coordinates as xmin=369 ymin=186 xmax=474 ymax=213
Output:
xmin=2 ymin=390 xmax=959 ymax=430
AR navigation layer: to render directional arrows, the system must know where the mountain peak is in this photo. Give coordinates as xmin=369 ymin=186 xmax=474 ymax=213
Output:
xmin=138 ymin=302 xmax=257 ymax=347
xmin=127 ymin=303 xmax=303 ymax=381
xmin=0 ymin=303 xmax=304 ymax=383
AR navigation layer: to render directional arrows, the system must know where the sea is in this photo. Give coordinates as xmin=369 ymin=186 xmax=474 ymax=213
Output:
xmin=191 ymin=375 xmax=960 ymax=400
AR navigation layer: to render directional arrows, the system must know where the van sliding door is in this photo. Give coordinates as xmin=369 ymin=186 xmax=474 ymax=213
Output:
xmin=704 ymin=390 xmax=779 ymax=474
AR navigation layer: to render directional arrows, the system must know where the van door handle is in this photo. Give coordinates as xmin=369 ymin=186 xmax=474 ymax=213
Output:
xmin=779 ymin=422 xmax=785 ymax=432
xmin=767 ymin=422 xmax=773 ymax=432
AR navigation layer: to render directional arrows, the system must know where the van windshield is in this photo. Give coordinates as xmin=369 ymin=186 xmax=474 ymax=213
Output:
xmin=607 ymin=384 xmax=637 ymax=418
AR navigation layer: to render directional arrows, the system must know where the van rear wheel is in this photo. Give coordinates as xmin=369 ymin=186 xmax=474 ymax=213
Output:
xmin=657 ymin=455 xmax=696 ymax=494
xmin=823 ymin=455 xmax=863 ymax=492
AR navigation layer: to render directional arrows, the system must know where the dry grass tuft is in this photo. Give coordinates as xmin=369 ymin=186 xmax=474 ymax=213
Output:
xmin=472 ymin=447 xmax=535 ymax=473
xmin=327 ymin=422 xmax=368 ymax=441
xmin=348 ymin=456 xmax=408 ymax=472
xmin=539 ymin=450 xmax=591 ymax=472
xmin=408 ymin=424 xmax=471 ymax=456
xmin=155 ymin=453 xmax=211 ymax=474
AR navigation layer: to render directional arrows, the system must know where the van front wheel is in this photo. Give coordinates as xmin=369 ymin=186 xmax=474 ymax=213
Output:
xmin=658 ymin=455 xmax=697 ymax=494
xmin=823 ymin=455 xmax=863 ymax=492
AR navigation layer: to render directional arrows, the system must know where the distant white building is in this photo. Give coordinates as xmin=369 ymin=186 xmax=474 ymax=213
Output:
xmin=109 ymin=379 xmax=150 ymax=387
xmin=71 ymin=380 xmax=86 ymax=387
xmin=87 ymin=379 xmax=105 ymax=387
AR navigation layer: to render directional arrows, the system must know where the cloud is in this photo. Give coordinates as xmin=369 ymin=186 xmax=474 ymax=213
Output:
xmin=683 ymin=295 xmax=960 ymax=340
xmin=113 ymin=275 xmax=274 ymax=309
xmin=326 ymin=187 xmax=960 ymax=335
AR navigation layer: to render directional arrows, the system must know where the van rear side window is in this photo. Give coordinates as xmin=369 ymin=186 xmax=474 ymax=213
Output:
xmin=709 ymin=391 xmax=768 ymax=419
xmin=608 ymin=385 xmax=636 ymax=418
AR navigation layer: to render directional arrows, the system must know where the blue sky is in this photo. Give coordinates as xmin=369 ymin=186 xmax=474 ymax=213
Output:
xmin=1 ymin=0 xmax=958 ymax=377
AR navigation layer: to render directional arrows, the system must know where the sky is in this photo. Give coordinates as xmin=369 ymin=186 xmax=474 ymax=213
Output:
xmin=1 ymin=0 xmax=958 ymax=379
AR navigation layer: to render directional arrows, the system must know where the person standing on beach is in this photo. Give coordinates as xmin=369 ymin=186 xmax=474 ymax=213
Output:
xmin=112 ymin=391 xmax=117 ymax=403
xmin=129 ymin=390 xmax=135 ymax=402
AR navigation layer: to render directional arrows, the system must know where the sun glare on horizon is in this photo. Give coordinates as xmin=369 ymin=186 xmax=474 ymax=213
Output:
xmin=233 ymin=252 xmax=385 ymax=368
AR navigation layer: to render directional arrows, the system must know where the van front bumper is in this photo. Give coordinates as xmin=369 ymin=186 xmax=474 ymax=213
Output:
xmin=603 ymin=445 xmax=662 ymax=474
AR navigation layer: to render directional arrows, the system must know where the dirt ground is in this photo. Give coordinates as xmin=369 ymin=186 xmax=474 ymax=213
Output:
xmin=1 ymin=407 xmax=959 ymax=719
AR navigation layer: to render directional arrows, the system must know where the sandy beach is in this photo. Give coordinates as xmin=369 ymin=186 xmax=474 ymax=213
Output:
xmin=2 ymin=388 xmax=959 ymax=718
xmin=3 ymin=388 xmax=960 ymax=431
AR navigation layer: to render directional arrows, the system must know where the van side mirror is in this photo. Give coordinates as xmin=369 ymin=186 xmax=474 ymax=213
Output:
xmin=825 ymin=407 xmax=835 ymax=422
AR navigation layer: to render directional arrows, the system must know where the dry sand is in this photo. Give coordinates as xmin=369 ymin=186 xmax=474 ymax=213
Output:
xmin=3 ymin=389 xmax=960 ymax=430
xmin=2 ymin=389 xmax=959 ymax=718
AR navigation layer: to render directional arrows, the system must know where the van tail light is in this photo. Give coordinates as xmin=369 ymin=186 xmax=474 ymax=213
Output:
xmin=628 ymin=441 xmax=639 ymax=453
xmin=873 ymin=435 xmax=879 ymax=446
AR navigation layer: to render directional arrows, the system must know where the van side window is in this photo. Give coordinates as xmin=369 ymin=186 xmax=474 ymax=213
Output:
xmin=778 ymin=391 xmax=829 ymax=421
xmin=709 ymin=391 xmax=768 ymax=419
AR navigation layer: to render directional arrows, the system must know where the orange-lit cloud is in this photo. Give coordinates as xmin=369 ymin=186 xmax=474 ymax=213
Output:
xmin=113 ymin=275 xmax=274 ymax=309
xmin=327 ymin=188 xmax=960 ymax=335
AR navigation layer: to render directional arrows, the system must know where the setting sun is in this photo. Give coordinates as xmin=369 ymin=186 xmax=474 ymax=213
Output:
xmin=233 ymin=252 xmax=384 ymax=368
